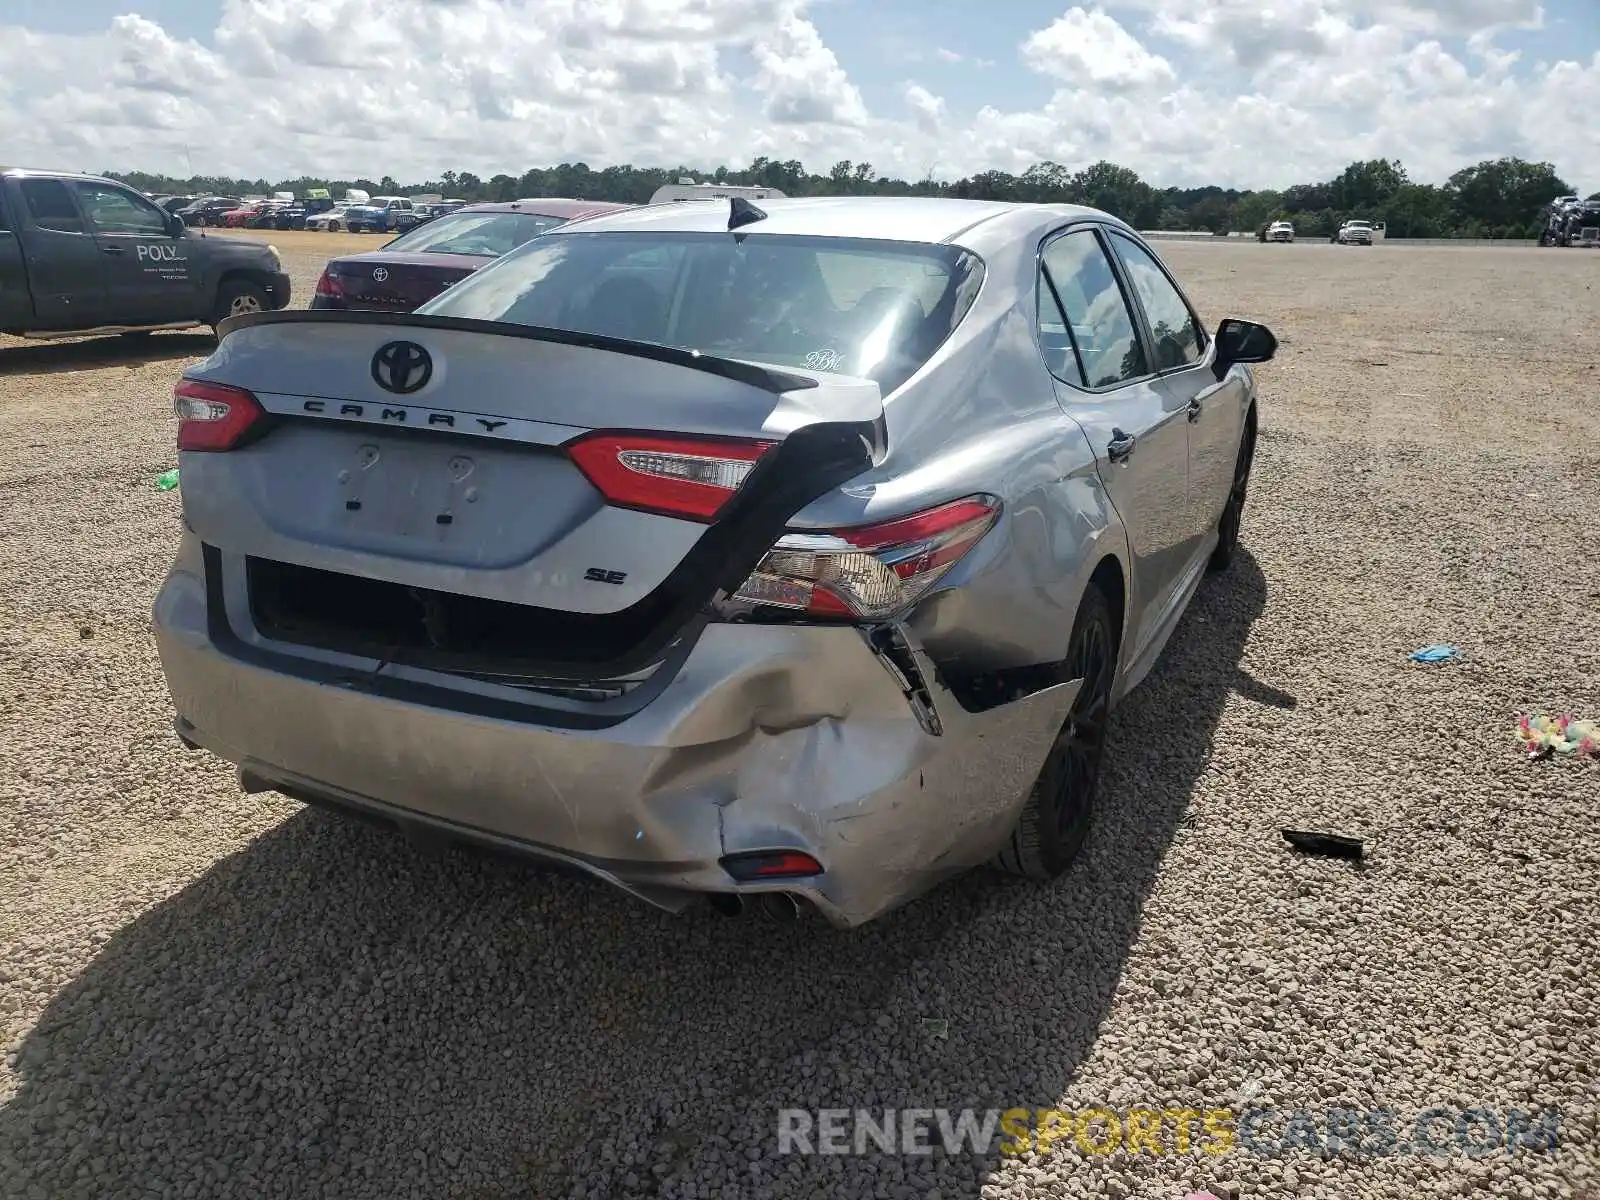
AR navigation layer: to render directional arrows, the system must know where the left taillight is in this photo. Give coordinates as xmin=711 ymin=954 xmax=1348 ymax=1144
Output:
xmin=174 ymin=379 xmax=267 ymax=452
xmin=566 ymin=431 xmax=777 ymax=522
xmin=725 ymin=495 xmax=1000 ymax=622
xmin=313 ymin=267 xmax=344 ymax=302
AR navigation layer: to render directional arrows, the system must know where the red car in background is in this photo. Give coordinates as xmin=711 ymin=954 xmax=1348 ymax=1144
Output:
xmin=310 ymin=198 xmax=631 ymax=312
xmin=220 ymin=200 xmax=276 ymax=228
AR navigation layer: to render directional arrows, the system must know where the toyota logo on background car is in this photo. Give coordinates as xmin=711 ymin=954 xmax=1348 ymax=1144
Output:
xmin=372 ymin=267 xmax=389 ymax=282
xmin=371 ymin=341 xmax=433 ymax=394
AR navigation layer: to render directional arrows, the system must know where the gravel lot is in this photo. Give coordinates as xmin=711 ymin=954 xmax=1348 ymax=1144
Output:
xmin=2 ymin=237 xmax=1597 ymax=1200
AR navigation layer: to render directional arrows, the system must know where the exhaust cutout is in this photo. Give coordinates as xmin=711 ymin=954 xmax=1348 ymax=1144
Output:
xmin=758 ymin=892 xmax=802 ymax=922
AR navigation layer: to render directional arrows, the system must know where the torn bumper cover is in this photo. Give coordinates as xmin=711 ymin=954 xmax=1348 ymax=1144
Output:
xmin=152 ymin=565 xmax=1076 ymax=928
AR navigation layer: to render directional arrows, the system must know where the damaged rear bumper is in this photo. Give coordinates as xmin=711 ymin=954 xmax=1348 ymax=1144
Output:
xmin=152 ymin=561 xmax=1076 ymax=928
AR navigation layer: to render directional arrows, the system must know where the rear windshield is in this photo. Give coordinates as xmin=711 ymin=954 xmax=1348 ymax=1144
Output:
xmin=418 ymin=231 xmax=985 ymax=394
xmin=384 ymin=211 xmax=565 ymax=257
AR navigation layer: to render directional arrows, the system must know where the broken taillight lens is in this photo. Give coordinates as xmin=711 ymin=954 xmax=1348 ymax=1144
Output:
xmin=567 ymin=432 xmax=777 ymax=522
xmin=174 ymin=379 xmax=268 ymax=452
xmin=727 ymin=495 xmax=1000 ymax=622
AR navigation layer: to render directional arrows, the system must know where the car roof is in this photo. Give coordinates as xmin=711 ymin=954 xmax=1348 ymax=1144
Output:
xmin=453 ymin=198 xmax=633 ymax=218
xmin=544 ymin=195 xmax=1116 ymax=247
xmin=0 ymin=166 xmax=121 ymax=185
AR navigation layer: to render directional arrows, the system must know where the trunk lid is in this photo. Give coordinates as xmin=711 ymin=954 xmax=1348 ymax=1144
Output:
xmin=180 ymin=311 xmax=885 ymax=678
xmin=324 ymin=251 xmax=487 ymax=312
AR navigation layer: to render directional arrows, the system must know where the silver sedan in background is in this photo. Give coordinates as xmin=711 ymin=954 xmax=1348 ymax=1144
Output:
xmin=153 ymin=196 xmax=1277 ymax=927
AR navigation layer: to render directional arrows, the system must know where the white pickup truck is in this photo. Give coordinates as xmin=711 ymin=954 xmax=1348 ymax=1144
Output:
xmin=1332 ymin=219 xmax=1382 ymax=246
xmin=1266 ymin=220 xmax=1295 ymax=243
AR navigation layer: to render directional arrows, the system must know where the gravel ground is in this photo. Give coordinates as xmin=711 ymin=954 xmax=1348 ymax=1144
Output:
xmin=2 ymin=239 xmax=1597 ymax=1200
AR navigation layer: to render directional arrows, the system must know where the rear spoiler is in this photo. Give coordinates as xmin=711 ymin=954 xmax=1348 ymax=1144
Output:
xmin=221 ymin=309 xmax=822 ymax=396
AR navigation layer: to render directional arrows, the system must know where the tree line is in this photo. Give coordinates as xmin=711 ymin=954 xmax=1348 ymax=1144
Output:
xmin=107 ymin=154 xmax=1591 ymax=240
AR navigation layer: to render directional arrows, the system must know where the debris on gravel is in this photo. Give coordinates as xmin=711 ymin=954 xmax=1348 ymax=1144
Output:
xmin=2 ymin=240 xmax=1597 ymax=1199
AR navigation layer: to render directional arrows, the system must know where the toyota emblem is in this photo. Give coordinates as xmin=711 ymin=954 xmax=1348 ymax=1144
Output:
xmin=371 ymin=340 xmax=433 ymax=395
xmin=372 ymin=267 xmax=389 ymax=282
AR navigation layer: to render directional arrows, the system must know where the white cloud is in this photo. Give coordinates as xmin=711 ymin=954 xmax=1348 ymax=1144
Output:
xmin=1022 ymin=7 xmax=1177 ymax=91
xmin=0 ymin=0 xmax=1595 ymax=193
xmin=750 ymin=7 xmax=868 ymax=125
xmin=108 ymin=15 xmax=229 ymax=94
xmin=903 ymin=82 xmax=946 ymax=136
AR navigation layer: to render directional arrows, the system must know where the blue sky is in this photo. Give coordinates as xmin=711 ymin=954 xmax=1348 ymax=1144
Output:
xmin=0 ymin=0 xmax=1595 ymax=189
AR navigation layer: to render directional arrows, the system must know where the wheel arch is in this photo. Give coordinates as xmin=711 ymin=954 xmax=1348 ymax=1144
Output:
xmin=1086 ymin=553 xmax=1128 ymax=665
xmin=214 ymin=267 xmax=285 ymax=309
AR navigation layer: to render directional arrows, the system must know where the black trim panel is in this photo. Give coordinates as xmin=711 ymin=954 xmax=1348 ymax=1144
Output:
xmin=202 ymin=543 xmax=675 ymax=731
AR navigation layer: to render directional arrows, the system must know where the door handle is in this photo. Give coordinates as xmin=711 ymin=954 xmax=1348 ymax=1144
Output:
xmin=1107 ymin=429 xmax=1136 ymax=463
xmin=1187 ymin=397 xmax=1203 ymax=422
xmin=102 ymin=245 xmax=127 ymax=255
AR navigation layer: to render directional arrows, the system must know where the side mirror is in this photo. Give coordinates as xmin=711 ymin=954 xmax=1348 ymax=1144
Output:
xmin=1212 ymin=317 xmax=1277 ymax=380
xmin=166 ymin=211 xmax=186 ymax=237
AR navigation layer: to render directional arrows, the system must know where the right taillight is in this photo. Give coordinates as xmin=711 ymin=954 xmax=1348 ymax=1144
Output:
xmin=726 ymin=496 xmax=1000 ymax=622
xmin=174 ymin=379 xmax=267 ymax=451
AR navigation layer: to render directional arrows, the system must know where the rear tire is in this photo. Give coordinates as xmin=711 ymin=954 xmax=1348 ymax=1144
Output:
xmin=992 ymin=584 xmax=1117 ymax=880
xmin=1209 ymin=417 xmax=1257 ymax=572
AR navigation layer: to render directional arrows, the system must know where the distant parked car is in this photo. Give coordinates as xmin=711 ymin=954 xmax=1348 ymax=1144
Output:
xmin=1265 ymin=220 xmax=1295 ymax=243
xmin=220 ymin=201 xmax=276 ymax=229
xmin=273 ymin=195 xmax=335 ymax=231
xmin=306 ymin=202 xmax=355 ymax=232
xmin=244 ymin=202 xmax=288 ymax=230
xmin=395 ymin=207 xmax=437 ymax=232
xmin=1332 ymin=220 xmax=1375 ymax=245
xmin=310 ymin=198 xmax=630 ymax=312
xmin=179 ymin=196 xmax=243 ymax=227
xmin=345 ymin=196 xmax=416 ymax=234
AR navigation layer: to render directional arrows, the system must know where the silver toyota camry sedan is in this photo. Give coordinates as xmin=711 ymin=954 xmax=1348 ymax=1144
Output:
xmin=154 ymin=195 xmax=1276 ymax=927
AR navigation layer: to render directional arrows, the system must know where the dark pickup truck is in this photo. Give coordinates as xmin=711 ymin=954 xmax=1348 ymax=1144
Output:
xmin=0 ymin=168 xmax=292 ymax=340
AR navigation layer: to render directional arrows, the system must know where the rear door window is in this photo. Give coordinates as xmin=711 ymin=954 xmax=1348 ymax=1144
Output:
xmin=1040 ymin=229 xmax=1147 ymax=389
xmin=21 ymin=179 xmax=85 ymax=234
xmin=1036 ymin=266 xmax=1085 ymax=387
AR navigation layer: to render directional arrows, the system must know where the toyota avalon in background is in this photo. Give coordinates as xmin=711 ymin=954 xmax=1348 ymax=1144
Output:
xmin=310 ymin=198 xmax=631 ymax=313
